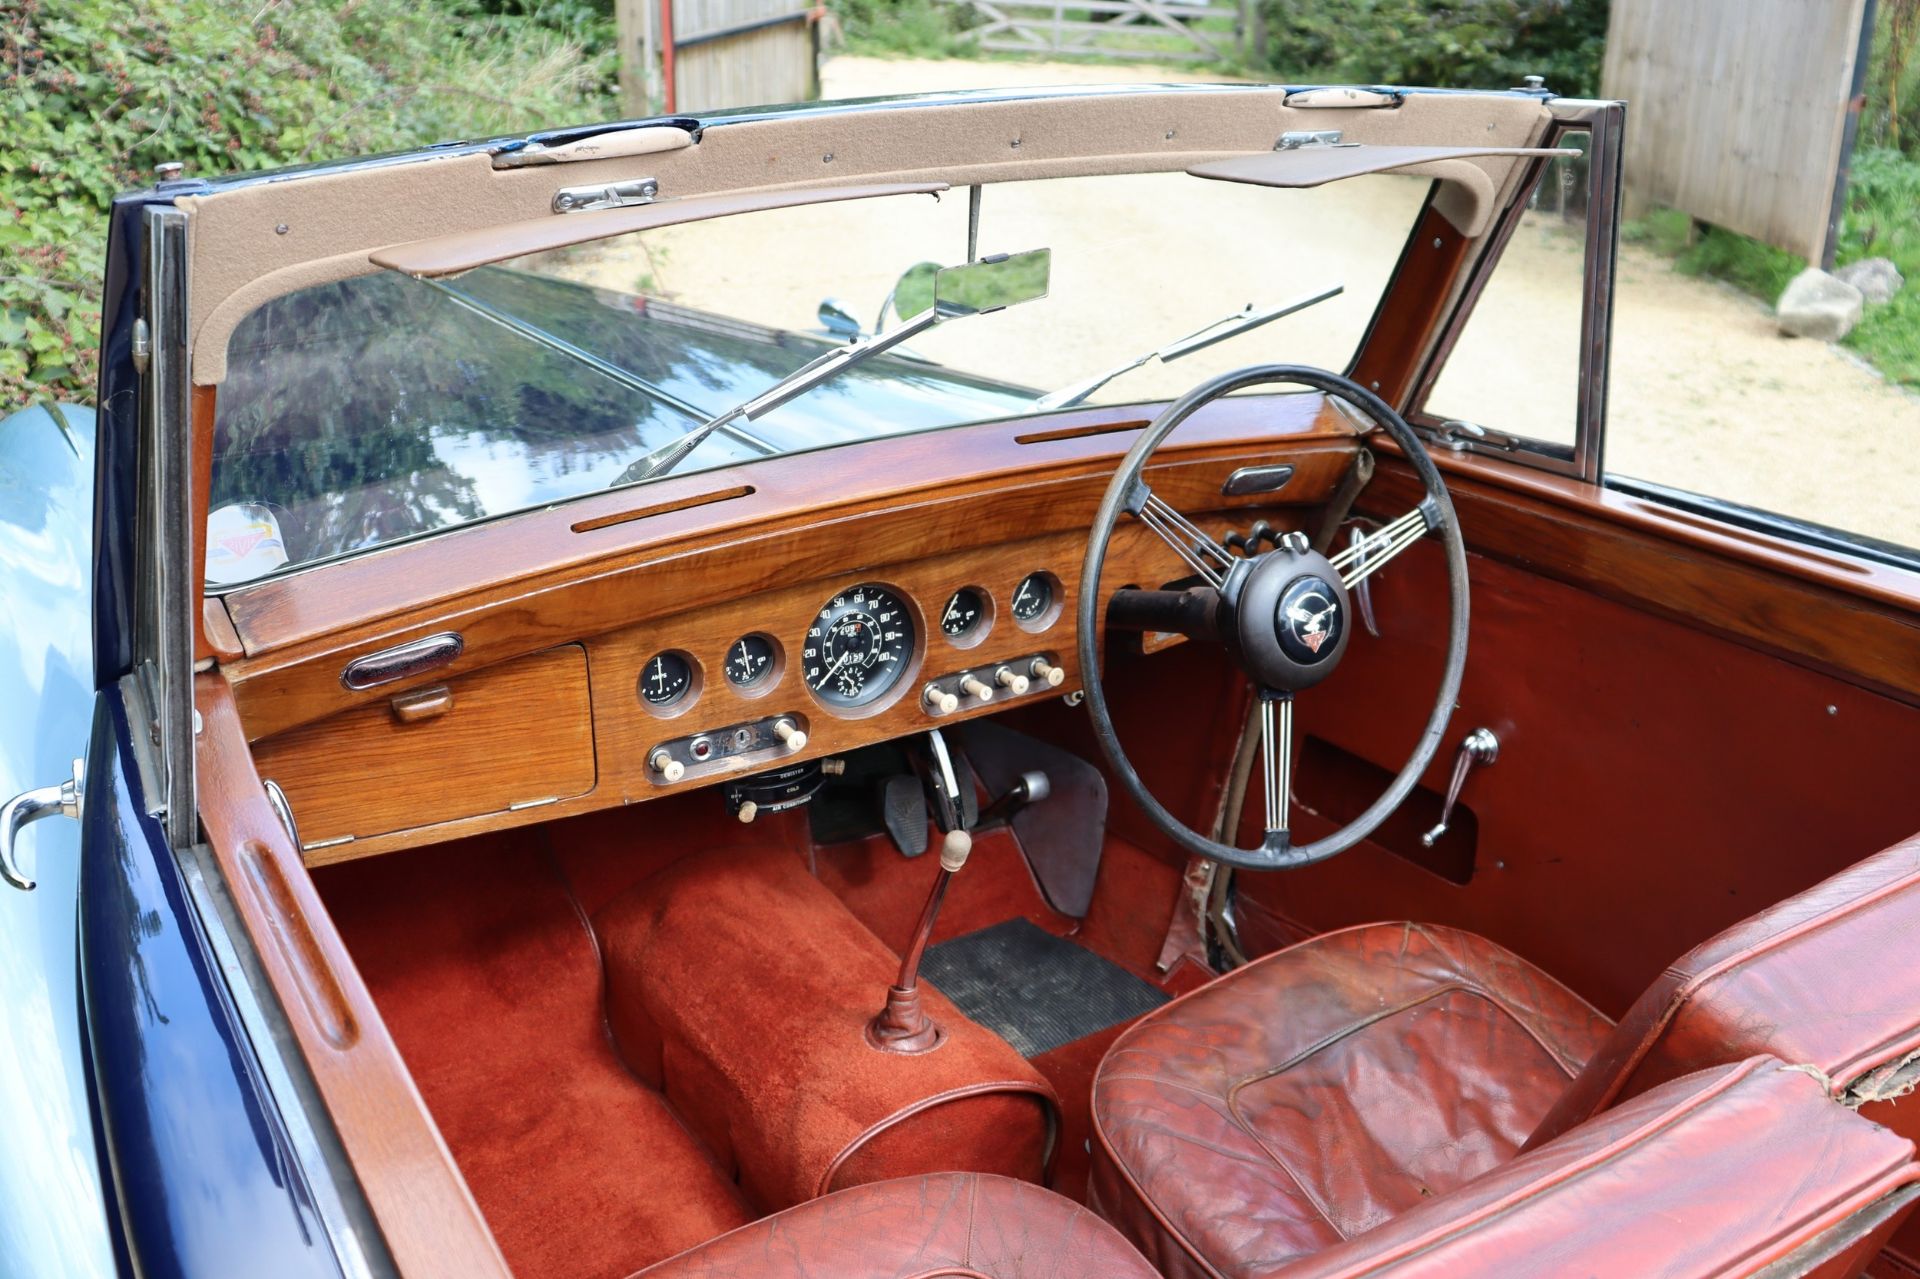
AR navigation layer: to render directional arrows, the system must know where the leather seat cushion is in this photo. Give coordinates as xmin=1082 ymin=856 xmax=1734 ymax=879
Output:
xmin=632 ymin=1172 xmax=1163 ymax=1278
xmin=1530 ymin=831 xmax=1920 ymax=1149
xmin=1282 ymin=1056 xmax=1920 ymax=1279
xmin=1091 ymin=922 xmax=1612 ymax=1279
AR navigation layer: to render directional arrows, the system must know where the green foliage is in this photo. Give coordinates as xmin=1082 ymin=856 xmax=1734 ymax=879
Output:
xmin=830 ymin=0 xmax=971 ymax=58
xmin=1625 ymin=147 xmax=1920 ymax=387
xmin=1255 ymin=0 xmax=1608 ymax=97
xmin=1 ymin=0 xmax=618 ymax=411
xmin=1864 ymin=0 xmax=1919 ymax=157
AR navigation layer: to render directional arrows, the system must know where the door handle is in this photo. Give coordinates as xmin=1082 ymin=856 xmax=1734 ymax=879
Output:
xmin=1421 ymin=729 xmax=1497 ymax=847
xmin=2 ymin=757 xmax=85 ymax=891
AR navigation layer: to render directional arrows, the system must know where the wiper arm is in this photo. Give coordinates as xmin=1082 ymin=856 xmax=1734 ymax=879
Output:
xmin=418 ymin=277 xmax=780 ymax=456
xmin=617 ymin=305 xmax=942 ymax=485
xmin=1034 ymin=284 xmax=1343 ymax=411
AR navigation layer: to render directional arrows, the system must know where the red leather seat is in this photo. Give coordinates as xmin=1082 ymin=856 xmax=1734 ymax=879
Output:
xmin=1091 ymin=832 xmax=1920 ymax=1279
xmin=632 ymin=1171 xmax=1162 ymax=1278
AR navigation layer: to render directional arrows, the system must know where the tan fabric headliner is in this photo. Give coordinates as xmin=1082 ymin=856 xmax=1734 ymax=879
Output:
xmin=181 ymin=87 xmax=1552 ymax=384
xmin=1189 ymin=143 xmax=1577 ymax=236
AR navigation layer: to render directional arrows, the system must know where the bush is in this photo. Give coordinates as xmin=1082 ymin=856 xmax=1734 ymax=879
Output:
xmin=0 ymin=0 xmax=618 ymax=410
xmin=1255 ymin=0 xmax=1609 ymax=97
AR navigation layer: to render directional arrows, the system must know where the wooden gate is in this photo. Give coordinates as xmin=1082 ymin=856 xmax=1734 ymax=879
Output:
xmin=617 ymin=0 xmax=820 ymax=115
xmin=1602 ymin=0 xmax=1875 ymax=263
xmin=940 ymin=0 xmax=1239 ymax=63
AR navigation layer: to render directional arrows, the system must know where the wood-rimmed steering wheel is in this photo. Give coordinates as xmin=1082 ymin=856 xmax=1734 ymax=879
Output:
xmin=1076 ymin=365 xmax=1469 ymax=871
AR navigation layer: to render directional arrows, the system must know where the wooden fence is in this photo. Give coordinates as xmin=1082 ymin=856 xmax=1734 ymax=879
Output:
xmin=939 ymin=0 xmax=1241 ymax=63
xmin=1602 ymin=0 xmax=1875 ymax=264
xmin=617 ymin=0 xmax=820 ymax=115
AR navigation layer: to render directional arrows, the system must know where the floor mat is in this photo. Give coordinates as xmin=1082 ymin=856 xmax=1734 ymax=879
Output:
xmin=923 ymin=918 xmax=1171 ymax=1057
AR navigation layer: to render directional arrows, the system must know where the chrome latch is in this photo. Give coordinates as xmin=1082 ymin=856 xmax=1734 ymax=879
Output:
xmin=1432 ymin=419 xmax=1522 ymax=453
xmin=1275 ymin=130 xmax=1355 ymax=151
xmin=2 ymin=757 xmax=84 ymax=891
xmin=1421 ymin=728 xmax=1498 ymax=847
xmin=551 ymin=177 xmax=659 ymax=214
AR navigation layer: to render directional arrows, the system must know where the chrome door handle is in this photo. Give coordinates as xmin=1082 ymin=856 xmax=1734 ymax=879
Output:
xmin=1421 ymin=729 xmax=1497 ymax=847
xmin=2 ymin=758 xmax=84 ymax=891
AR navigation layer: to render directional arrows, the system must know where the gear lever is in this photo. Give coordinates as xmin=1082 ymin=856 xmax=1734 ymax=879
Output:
xmin=867 ymin=731 xmax=973 ymax=1053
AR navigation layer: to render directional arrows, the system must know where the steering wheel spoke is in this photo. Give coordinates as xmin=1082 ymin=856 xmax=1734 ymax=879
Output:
xmin=1126 ymin=480 xmax=1236 ymax=588
xmin=1329 ymin=499 xmax=1440 ymax=592
xmin=1258 ymin=691 xmax=1293 ymax=840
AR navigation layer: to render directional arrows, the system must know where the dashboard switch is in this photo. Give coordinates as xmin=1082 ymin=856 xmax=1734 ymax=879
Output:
xmin=773 ymin=717 xmax=807 ymax=750
xmin=993 ymin=666 xmax=1030 ymax=695
xmin=650 ymin=749 xmax=685 ymax=783
xmin=736 ymin=800 xmax=759 ymax=824
xmin=960 ymin=674 xmax=994 ymax=702
xmin=924 ymin=684 xmax=960 ymax=714
xmin=1029 ymin=657 xmax=1066 ymax=687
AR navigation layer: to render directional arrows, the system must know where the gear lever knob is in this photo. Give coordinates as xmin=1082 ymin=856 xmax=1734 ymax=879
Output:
xmin=940 ymin=827 xmax=973 ymax=872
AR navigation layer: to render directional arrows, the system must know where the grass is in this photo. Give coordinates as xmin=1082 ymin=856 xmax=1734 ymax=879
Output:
xmin=1624 ymin=147 xmax=1920 ymax=387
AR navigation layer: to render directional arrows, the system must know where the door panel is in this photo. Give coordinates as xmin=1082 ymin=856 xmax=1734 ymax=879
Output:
xmin=1237 ymin=498 xmax=1920 ymax=1018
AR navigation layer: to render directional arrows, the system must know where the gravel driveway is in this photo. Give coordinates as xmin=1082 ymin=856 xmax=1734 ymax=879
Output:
xmin=569 ymin=55 xmax=1920 ymax=548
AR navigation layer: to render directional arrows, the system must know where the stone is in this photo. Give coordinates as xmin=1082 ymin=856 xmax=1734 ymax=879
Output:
xmin=1834 ymin=257 xmax=1905 ymax=305
xmin=1776 ymin=267 xmax=1864 ymax=341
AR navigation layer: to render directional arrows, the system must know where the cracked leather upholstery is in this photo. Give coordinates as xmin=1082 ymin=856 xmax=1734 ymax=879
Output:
xmin=1284 ymin=1056 xmax=1920 ymax=1279
xmin=1088 ymin=922 xmax=1612 ymax=1279
xmin=631 ymin=1172 xmax=1161 ymax=1278
xmin=1529 ymin=831 xmax=1920 ymax=1149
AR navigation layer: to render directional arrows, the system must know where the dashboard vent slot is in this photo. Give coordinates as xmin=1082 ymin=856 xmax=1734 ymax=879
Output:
xmin=573 ymin=484 xmax=756 ymax=534
xmin=1015 ymin=421 xmax=1148 ymax=446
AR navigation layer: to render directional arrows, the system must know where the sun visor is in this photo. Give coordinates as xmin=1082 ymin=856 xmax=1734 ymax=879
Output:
xmin=370 ymin=181 xmax=950 ymax=279
xmin=1188 ymin=143 xmax=1577 ymax=237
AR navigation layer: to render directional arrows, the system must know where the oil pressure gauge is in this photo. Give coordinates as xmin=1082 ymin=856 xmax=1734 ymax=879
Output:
xmin=1011 ymin=572 xmax=1058 ymax=629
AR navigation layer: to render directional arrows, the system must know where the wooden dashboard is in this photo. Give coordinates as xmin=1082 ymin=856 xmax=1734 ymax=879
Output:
xmin=218 ymin=395 xmax=1364 ymax=864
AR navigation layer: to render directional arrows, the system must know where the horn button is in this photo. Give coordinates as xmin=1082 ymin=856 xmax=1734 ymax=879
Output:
xmin=1221 ymin=542 xmax=1352 ymax=692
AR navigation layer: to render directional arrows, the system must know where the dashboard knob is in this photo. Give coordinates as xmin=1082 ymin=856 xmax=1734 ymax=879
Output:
xmin=960 ymin=674 xmax=993 ymax=702
xmin=736 ymin=800 xmax=759 ymax=824
xmin=924 ymin=684 xmax=959 ymax=714
xmin=773 ymin=718 xmax=807 ymax=750
xmin=1028 ymin=658 xmax=1066 ymax=688
xmin=993 ymin=666 xmax=1030 ymax=695
xmin=649 ymin=749 xmax=685 ymax=783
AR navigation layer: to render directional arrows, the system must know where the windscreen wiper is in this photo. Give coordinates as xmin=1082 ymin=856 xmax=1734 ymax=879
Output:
xmin=1034 ymin=284 xmax=1343 ymax=411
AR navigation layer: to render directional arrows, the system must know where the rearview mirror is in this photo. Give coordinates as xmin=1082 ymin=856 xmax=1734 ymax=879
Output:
xmin=889 ymin=261 xmax=939 ymax=322
xmin=933 ymin=249 xmax=1050 ymax=319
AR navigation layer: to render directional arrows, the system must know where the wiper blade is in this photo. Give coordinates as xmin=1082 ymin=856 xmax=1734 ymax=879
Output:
xmin=616 ymin=305 xmax=942 ymax=485
xmin=1034 ymin=284 xmax=1343 ymax=411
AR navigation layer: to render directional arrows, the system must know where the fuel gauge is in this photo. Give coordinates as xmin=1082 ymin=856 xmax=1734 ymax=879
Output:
xmin=725 ymin=633 xmax=779 ymax=692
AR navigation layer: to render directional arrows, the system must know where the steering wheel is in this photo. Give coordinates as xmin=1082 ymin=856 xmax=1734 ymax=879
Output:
xmin=1076 ymin=365 xmax=1469 ymax=871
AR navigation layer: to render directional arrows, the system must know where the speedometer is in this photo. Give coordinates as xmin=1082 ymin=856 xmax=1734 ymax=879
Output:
xmin=802 ymin=584 xmax=916 ymax=708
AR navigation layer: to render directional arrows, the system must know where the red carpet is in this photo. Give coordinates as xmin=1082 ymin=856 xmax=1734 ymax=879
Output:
xmin=315 ymin=832 xmax=755 ymax=1279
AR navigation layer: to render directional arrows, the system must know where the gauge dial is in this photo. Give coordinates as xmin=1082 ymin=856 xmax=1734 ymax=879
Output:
xmin=802 ymin=584 xmax=916 ymax=708
xmin=940 ymin=587 xmax=989 ymax=642
xmin=1011 ymin=573 xmax=1057 ymax=627
xmin=725 ymin=633 xmax=778 ymax=690
xmin=639 ymin=650 xmax=694 ymax=708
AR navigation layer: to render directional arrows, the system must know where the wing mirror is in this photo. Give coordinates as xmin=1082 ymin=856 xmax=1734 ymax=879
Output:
xmin=816 ymin=298 xmax=864 ymax=339
xmin=932 ymin=249 xmax=1050 ymax=319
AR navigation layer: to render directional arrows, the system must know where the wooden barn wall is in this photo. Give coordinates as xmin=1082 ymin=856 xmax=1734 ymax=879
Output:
xmin=674 ymin=0 xmax=817 ymax=113
xmin=1601 ymin=0 xmax=1870 ymax=262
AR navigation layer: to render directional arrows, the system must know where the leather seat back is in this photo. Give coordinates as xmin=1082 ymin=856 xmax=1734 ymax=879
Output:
xmin=1283 ymin=1057 xmax=1920 ymax=1279
xmin=1529 ymin=832 xmax=1920 ymax=1151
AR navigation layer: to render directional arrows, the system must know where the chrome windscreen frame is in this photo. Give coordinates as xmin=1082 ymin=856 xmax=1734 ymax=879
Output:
xmin=1403 ymin=97 xmax=1625 ymax=484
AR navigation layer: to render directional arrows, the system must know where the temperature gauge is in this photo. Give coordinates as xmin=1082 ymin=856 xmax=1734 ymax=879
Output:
xmin=639 ymin=650 xmax=694 ymax=709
